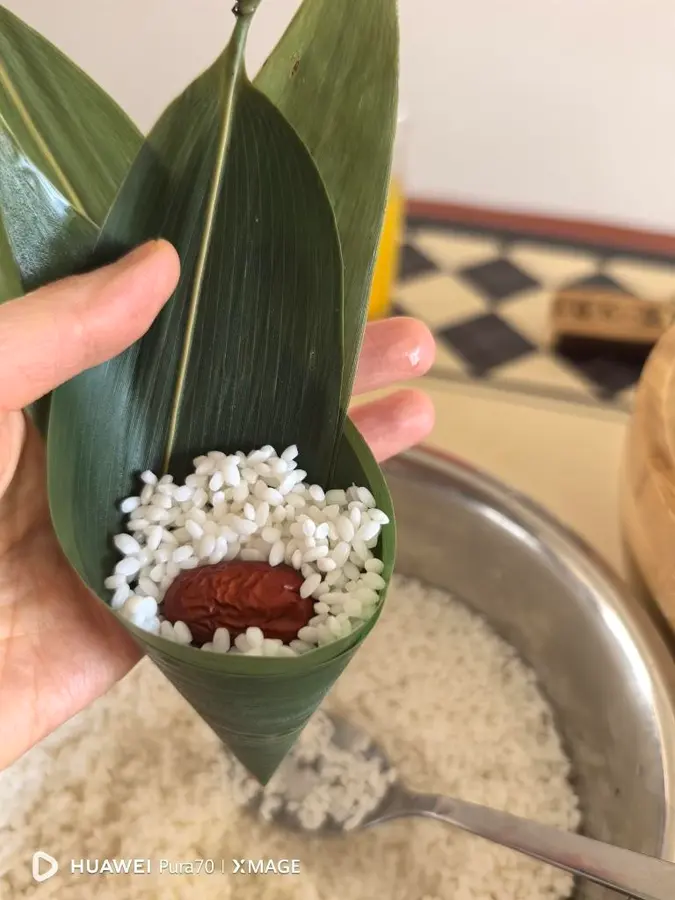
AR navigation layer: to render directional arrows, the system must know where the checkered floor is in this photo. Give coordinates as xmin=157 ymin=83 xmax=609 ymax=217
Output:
xmin=394 ymin=218 xmax=675 ymax=408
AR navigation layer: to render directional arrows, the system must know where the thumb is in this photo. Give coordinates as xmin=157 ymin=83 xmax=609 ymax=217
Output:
xmin=0 ymin=240 xmax=180 ymax=412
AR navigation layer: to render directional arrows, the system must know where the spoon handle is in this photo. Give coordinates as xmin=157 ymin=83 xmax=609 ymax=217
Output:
xmin=407 ymin=792 xmax=675 ymax=900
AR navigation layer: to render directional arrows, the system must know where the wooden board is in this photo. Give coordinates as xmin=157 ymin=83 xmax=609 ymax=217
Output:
xmin=623 ymin=322 xmax=675 ymax=636
xmin=551 ymin=289 xmax=675 ymax=345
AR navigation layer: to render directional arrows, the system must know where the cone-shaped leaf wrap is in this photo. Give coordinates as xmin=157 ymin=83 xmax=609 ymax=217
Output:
xmin=122 ymin=420 xmax=395 ymax=783
xmin=44 ymin=5 xmax=398 ymax=782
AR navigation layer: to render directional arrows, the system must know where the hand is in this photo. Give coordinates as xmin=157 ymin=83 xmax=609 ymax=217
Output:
xmin=0 ymin=241 xmax=435 ymax=770
xmin=352 ymin=314 xmax=436 ymax=460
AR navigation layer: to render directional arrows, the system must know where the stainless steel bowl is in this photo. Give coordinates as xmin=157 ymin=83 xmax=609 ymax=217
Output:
xmin=384 ymin=447 xmax=675 ymax=900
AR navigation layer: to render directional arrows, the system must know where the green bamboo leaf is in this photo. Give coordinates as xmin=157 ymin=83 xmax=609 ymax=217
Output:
xmin=0 ymin=123 xmax=98 ymax=290
xmin=255 ymin=0 xmax=399 ymax=406
xmin=0 ymin=212 xmax=21 ymax=302
xmin=0 ymin=4 xmax=141 ymax=290
xmin=0 ymin=4 xmax=142 ymax=230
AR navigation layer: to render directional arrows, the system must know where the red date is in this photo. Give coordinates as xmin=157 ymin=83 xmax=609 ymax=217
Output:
xmin=162 ymin=560 xmax=313 ymax=645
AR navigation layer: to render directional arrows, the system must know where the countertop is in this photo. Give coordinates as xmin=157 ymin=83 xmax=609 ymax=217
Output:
xmin=356 ymin=373 xmax=630 ymax=577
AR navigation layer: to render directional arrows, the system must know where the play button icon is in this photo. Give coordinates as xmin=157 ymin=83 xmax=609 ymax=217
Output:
xmin=32 ymin=851 xmax=58 ymax=882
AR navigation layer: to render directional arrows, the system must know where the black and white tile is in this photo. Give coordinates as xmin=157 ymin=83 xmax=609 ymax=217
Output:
xmin=395 ymin=219 xmax=675 ymax=408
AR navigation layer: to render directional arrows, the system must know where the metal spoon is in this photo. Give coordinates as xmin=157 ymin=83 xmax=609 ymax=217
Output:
xmin=241 ymin=712 xmax=675 ymax=900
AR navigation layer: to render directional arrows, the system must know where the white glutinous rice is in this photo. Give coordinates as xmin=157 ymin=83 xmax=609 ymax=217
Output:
xmin=107 ymin=446 xmax=390 ymax=653
xmin=0 ymin=575 xmax=580 ymax=899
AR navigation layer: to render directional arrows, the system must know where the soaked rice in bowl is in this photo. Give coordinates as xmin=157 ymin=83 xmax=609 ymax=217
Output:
xmin=0 ymin=575 xmax=580 ymax=899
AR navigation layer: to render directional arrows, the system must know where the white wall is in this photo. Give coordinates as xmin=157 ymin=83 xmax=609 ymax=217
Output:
xmin=6 ymin=0 xmax=675 ymax=232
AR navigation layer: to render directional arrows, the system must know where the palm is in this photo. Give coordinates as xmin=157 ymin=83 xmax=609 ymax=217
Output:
xmin=0 ymin=413 xmax=140 ymax=767
xmin=0 ymin=242 xmax=434 ymax=770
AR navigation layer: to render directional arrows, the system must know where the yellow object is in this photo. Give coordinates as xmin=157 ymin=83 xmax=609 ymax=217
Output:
xmin=368 ymin=179 xmax=405 ymax=320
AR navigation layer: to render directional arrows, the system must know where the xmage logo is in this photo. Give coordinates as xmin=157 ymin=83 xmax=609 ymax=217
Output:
xmin=231 ymin=859 xmax=301 ymax=875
